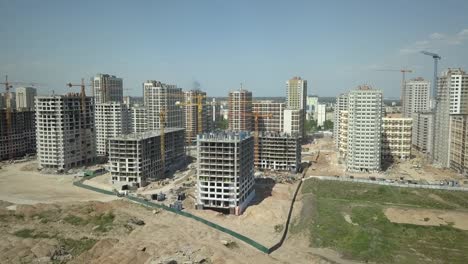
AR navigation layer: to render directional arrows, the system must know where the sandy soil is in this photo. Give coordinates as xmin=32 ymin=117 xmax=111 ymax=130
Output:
xmin=384 ymin=207 xmax=468 ymax=230
xmin=0 ymin=161 xmax=116 ymax=205
xmin=186 ymin=183 xmax=296 ymax=247
xmin=304 ymin=136 xmax=345 ymax=177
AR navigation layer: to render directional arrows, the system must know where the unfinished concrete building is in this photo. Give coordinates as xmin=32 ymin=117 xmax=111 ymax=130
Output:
xmin=196 ymin=132 xmax=255 ymax=215
xmin=252 ymin=101 xmax=285 ymax=132
xmin=412 ymin=112 xmax=434 ymax=153
xmin=92 ymin=74 xmax=123 ymax=104
xmin=35 ymin=95 xmax=96 ymax=171
xmin=130 ymin=105 xmax=147 ymax=133
xmin=450 ymin=115 xmax=468 ymax=176
xmin=256 ymin=132 xmax=301 ymax=172
xmin=382 ymin=118 xmax=412 ymax=161
xmin=109 ymin=128 xmax=185 ymax=187
xmin=144 ymin=80 xmax=184 ymax=130
xmin=334 ymin=93 xmax=349 ymax=148
xmin=184 ymin=90 xmax=209 ymax=145
xmin=228 ymin=89 xmax=252 ymax=131
xmin=0 ymin=109 xmax=36 ymax=160
xmin=95 ymin=103 xmax=130 ymax=156
xmin=346 ymin=86 xmax=383 ymax=173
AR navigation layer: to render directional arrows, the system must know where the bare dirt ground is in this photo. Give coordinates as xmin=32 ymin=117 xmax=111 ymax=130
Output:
xmin=186 ymin=182 xmax=296 ymax=247
xmin=303 ymin=136 xmax=345 ymax=177
xmin=384 ymin=207 xmax=468 ymax=230
xmin=0 ymin=161 xmax=116 ymax=205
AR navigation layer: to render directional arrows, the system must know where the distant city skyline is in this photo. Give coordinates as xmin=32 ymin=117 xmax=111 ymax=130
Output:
xmin=1 ymin=0 xmax=467 ymax=97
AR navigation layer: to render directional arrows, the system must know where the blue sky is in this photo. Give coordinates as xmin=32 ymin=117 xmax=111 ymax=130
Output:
xmin=1 ymin=0 xmax=467 ymax=98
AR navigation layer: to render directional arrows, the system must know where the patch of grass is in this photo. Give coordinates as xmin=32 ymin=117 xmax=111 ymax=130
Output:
xmin=64 ymin=214 xmax=87 ymax=226
xmin=14 ymin=228 xmax=52 ymax=239
xmin=296 ymin=179 xmax=468 ymax=263
xmin=58 ymin=237 xmax=97 ymax=256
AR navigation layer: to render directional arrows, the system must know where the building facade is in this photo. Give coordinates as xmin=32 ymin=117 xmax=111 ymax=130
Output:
xmin=92 ymin=74 xmax=123 ymax=104
xmin=130 ymin=105 xmax=147 ymax=133
xmin=283 ymin=109 xmax=304 ymax=137
xmin=184 ymin=90 xmax=208 ymax=145
xmin=109 ymin=128 xmax=185 ymax=187
xmin=256 ymin=132 xmax=301 ymax=172
xmin=252 ymin=101 xmax=285 ymax=132
xmin=434 ymin=69 xmax=468 ymax=167
xmin=228 ymin=89 xmax=252 ymax=131
xmin=345 ymin=86 xmax=383 ymax=172
xmin=382 ymin=118 xmax=412 ymax=161
xmin=0 ymin=109 xmax=36 ymax=160
xmin=334 ymin=93 xmax=349 ymax=148
xmin=450 ymin=115 xmax=468 ymax=176
xmin=196 ymin=132 xmax=255 ymax=215
xmin=306 ymin=96 xmax=318 ymax=120
xmin=286 ymin=77 xmax=307 ymax=137
xmin=35 ymin=95 xmax=96 ymax=171
xmin=144 ymin=80 xmax=184 ymax=130
xmin=316 ymin=103 xmax=326 ymax=127
xmin=403 ymin=78 xmax=431 ymax=118
xmin=95 ymin=103 xmax=130 ymax=156
xmin=412 ymin=112 xmax=434 ymax=154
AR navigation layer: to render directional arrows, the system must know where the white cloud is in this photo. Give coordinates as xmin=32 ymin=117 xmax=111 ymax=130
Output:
xmin=400 ymin=28 xmax=468 ymax=54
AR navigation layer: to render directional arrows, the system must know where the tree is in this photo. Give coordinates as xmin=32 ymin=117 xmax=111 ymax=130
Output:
xmin=305 ymin=119 xmax=318 ymax=133
xmin=216 ymin=118 xmax=228 ymax=130
xmin=323 ymin=120 xmax=334 ymax=130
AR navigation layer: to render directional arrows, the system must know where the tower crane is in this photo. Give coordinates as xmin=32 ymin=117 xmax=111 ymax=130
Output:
xmin=175 ymin=93 xmax=208 ymax=146
xmin=66 ymin=78 xmax=91 ymax=113
xmin=421 ymin=51 xmax=441 ymax=162
xmin=375 ymin=69 xmax=413 ymax=113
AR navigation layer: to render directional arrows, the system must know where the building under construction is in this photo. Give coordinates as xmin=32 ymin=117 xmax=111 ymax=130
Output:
xmin=196 ymin=131 xmax=255 ymax=215
xmin=144 ymin=80 xmax=184 ymax=130
xmin=228 ymin=88 xmax=252 ymax=131
xmin=382 ymin=117 xmax=412 ymax=161
xmin=95 ymin=102 xmax=130 ymax=156
xmin=35 ymin=95 xmax=96 ymax=171
xmin=450 ymin=115 xmax=468 ymax=176
xmin=184 ymin=90 xmax=208 ymax=145
xmin=252 ymin=101 xmax=285 ymax=132
xmin=0 ymin=109 xmax=36 ymax=160
xmin=108 ymin=128 xmax=185 ymax=187
xmin=255 ymin=132 xmax=301 ymax=172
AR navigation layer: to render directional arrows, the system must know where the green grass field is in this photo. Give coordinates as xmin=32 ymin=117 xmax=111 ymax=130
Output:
xmin=293 ymin=179 xmax=468 ymax=263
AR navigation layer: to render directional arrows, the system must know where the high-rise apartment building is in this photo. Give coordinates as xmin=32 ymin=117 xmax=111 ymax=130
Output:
xmin=434 ymin=68 xmax=468 ymax=167
xmin=316 ymin=103 xmax=326 ymax=127
xmin=209 ymin=98 xmax=221 ymax=131
xmin=144 ymin=80 xmax=184 ymax=130
xmin=184 ymin=90 xmax=208 ymax=144
xmin=252 ymin=101 xmax=285 ymax=132
xmin=412 ymin=112 xmax=434 ymax=153
xmin=286 ymin=77 xmax=307 ymax=137
xmin=334 ymin=93 xmax=349 ymax=148
xmin=306 ymin=96 xmax=318 ymax=120
xmin=345 ymin=86 xmax=383 ymax=172
xmin=15 ymin=87 xmax=36 ymax=110
xmin=95 ymin=103 xmax=130 ymax=156
xmin=283 ymin=109 xmax=304 ymax=137
xmin=228 ymin=88 xmax=252 ymax=131
xmin=0 ymin=109 xmax=36 ymax=160
xmin=35 ymin=95 xmax=96 ymax=171
xmin=130 ymin=105 xmax=147 ymax=133
xmin=196 ymin=131 xmax=255 ymax=215
xmin=450 ymin=115 xmax=468 ymax=176
xmin=382 ymin=118 xmax=412 ymax=161
xmin=0 ymin=92 xmax=16 ymax=110
xmin=402 ymin=78 xmax=431 ymax=118
xmin=92 ymin=74 xmax=123 ymax=104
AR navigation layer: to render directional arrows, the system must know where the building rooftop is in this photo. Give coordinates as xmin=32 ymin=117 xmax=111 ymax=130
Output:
xmin=111 ymin=128 xmax=184 ymax=141
xmin=197 ymin=131 xmax=251 ymax=142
